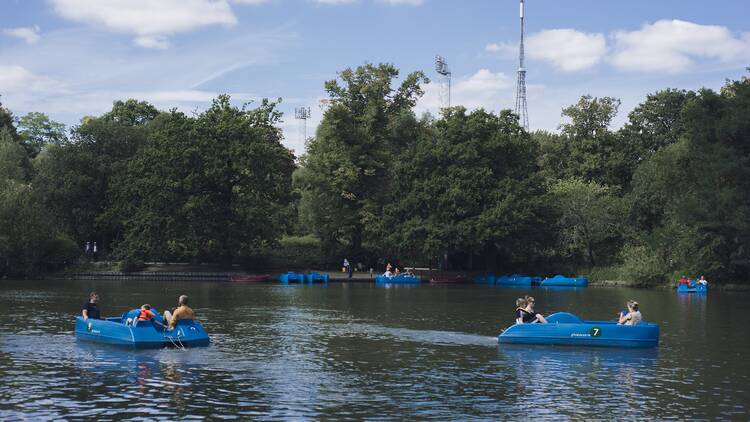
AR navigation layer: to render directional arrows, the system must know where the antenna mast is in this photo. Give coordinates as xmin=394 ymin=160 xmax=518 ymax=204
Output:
xmin=435 ymin=55 xmax=452 ymax=109
xmin=514 ymin=0 xmax=529 ymax=130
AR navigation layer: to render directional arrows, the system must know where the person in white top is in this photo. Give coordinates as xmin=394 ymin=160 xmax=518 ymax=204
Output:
xmin=618 ymin=300 xmax=642 ymax=325
xmin=697 ymin=275 xmax=708 ymax=286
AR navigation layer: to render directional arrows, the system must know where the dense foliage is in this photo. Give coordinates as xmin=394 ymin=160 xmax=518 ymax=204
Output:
xmin=1 ymin=66 xmax=749 ymax=285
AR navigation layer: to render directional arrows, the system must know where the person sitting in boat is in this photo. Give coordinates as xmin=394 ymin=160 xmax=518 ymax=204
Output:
xmin=382 ymin=268 xmax=393 ymax=278
xmin=678 ymin=275 xmax=690 ymax=287
xmin=697 ymin=275 xmax=708 ymax=286
xmin=138 ymin=304 xmax=156 ymax=321
xmin=394 ymin=268 xmax=401 ymax=276
xmin=163 ymin=295 xmax=195 ymax=330
xmin=82 ymin=291 xmax=101 ymax=320
xmin=524 ymin=296 xmax=548 ymax=324
xmin=618 ymin=300 xmax=642 ymax=325
xmin=515 ymin=296 xmax=548 ymax=324
xmin=514 ymin=298 xmax=528 ymax=324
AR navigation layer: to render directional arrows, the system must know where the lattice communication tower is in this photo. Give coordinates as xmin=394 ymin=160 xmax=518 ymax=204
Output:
xmin=514 ymin=0 xmax=529 ymax=130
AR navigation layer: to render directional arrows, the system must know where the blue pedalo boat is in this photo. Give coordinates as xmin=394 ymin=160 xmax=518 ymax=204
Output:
xmin=540 ymin=275 xmax=589 ymax=287
xmin=279 ymin=272 xmax=305 ymax=284
xmin=677 ymin=283 xmax=707 ymax=293
xmin=304 ymin=272 xmax=330 ymax=284
xmin=375 ymin=274 xmax=422 ymax=284
xmin=498 ymin=312 xmax=659 ymax=348
xmin=495 ymin=274 xmax=542 ymax=287
xmin=75 ymin=313 xmax=210 ymax=349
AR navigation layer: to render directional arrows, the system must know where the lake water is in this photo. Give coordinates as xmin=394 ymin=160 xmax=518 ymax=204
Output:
xmin=0 ymin=279 xmax=748 ymax=420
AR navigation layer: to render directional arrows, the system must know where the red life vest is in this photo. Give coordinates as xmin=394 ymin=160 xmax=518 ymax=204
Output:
xmin=138 ymin=309 xmax=155 ymax=321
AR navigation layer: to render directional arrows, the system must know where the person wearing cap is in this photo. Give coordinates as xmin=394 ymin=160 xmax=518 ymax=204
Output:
xmin=163 ymin=295 xmax=195 ymax=330
xmin=618 ymin=300 xmax=642 ymax=325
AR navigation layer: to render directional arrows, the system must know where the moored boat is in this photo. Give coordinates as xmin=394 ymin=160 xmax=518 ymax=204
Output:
xmin=75 ymin=315 xmax=210 ymax=348
xmin=304 ymin=272 xmax=330 ymax=283
xmin=540 ymin=275 xmax=588 ymax=287
xmin=375 ymin=274 xmax=422 ymax=284
xmin=498 ymin=312 xmax=659 ymax=348
xmin=495 ymin=274 xmax=542 ymax=287
xmin=279 ymin=272 xmax=305 ymax=284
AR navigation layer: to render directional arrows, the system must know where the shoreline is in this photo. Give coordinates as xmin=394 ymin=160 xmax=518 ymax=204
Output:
xmin=25 ymin=271 xmax=746 ymax=290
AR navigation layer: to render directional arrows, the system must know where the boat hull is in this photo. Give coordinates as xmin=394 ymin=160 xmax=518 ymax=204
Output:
xmin=495 ymin=274 xmax=543 ymax=287
xmin=540 ymin=275 xmax=588 ymax=287
xmin=75 ymin=316 xmax=210 ymax=349
xmin=304 ymin=272 xmax=329 ymax=283
xmin=498 ymin=313 xmax=659 ymax=348
xmin=279 ymin=272 xmax=305 ymax=284
xmin=677 ymin=284 xmax=707 ymax=293
xmin=375 ymin=275 xmax=422 ymax=284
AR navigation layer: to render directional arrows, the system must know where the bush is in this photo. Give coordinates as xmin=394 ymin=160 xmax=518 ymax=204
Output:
xmin=618 ymin=243 xmax=667 ymax=286
xmin=39 ymin=237 xmax=80 ymax=270
xmin=239 ymin=235 xmax=325 ymax=270
xmin=119 ymin=259 xmax=145 ymax=272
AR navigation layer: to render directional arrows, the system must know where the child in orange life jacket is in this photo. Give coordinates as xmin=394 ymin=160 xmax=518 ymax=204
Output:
xmin=138 ymin=304 xmax=156 ymax=321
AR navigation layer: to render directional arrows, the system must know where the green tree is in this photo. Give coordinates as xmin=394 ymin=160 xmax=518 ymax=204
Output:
xmin=384 ymin=108 xmax=548 ymax=270
xmin=17 ymin=112 xmax=67 ymax=158
xmin=538 ymin=96 xmax=631 ymax=189
xmin=0 ymin=98 xmax=18 ymax=140
xmin=32 ymin=100 xmax=158 ymax=251
xmin=298 ymin=63 xmax=428 ymax=259
xmin=618 ymin=89 xmax=695 ymax=163
xmin=550 ymin=178 xmax=623 ymax=267
xmin=110 ymin=96 xmax=295 ymax=263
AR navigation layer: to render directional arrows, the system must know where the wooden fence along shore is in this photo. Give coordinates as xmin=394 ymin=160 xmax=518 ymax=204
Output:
xmin=70 ymin=272 xmax=233 ymax=281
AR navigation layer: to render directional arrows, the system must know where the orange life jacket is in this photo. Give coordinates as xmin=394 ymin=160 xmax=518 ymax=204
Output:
xmin=138 ymin=309 xmax=155 ymax=321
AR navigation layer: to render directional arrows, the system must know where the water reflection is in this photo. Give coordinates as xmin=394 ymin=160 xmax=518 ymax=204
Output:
xmin=500 ymin=345 xmax=659 ymax=418
xmin=0 ymin=280 xmax=749 ymax=420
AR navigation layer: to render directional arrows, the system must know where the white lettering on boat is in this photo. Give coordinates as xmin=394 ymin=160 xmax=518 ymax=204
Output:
xmin=570 ymin=333 xmax=591 ymax=337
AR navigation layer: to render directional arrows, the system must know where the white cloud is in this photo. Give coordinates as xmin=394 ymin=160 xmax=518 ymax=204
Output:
xmin=232 ymin=0 xmax=272 ymax=4
xmin=314 ymin=0 xmax=357 ymax=4
xmin=485 ymin=41 xmax=515 ymax=56
xmin=0 ymin=65 xmax=62 ymax=93
xmin=417 ymin=69 xmax=514 ymax=113
xmin=3 ymin=26 xmax=42 ymax=44
xmin=525 ymin=29 xmax=606 ymax=72
xmin=49 ymin=0 xmax=237 ymax=49
xmin=379 ymin=0 xmax=424 ymax=5
xmin=610 ymin=20 xmax=750 ymax=72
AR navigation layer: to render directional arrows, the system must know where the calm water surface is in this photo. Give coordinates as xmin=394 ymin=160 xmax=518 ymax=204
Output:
xmin=0 ymin=280 xmax=748 ymax=420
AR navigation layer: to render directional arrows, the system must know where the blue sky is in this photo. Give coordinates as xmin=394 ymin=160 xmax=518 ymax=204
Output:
xmin=1 ymin=0 xmax=749 ymax=154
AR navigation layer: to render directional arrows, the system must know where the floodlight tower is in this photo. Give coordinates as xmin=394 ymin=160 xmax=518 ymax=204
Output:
xmin=294 ymin=106 xmax=311 ymax=143
xmin=514 ymin=0 xmax=529 ymax=130
xmin=435 ymin=55 xmax=451 ymax=109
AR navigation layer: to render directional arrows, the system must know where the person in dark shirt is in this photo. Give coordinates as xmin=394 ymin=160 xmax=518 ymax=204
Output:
xmin=82 ymin=291 xmax=101 ymax=320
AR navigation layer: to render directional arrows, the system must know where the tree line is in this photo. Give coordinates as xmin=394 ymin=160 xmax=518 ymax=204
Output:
xmin=1 ymin=64 xmax=748 ymax=284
